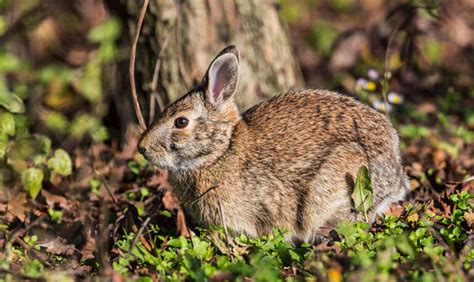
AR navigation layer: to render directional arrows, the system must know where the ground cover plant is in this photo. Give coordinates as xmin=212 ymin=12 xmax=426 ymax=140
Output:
xmin=0 ymin=0 xmax=473 ymax=281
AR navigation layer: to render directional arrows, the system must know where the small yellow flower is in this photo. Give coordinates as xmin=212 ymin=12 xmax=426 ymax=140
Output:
xmin=328 ymin=267 xmax=342 ymax=282
xmin=372 ymin=100 xmax=392 ymax=112
xmin=388 ymin=92 xmax=404 ymax=104
xmin=366 ymin=81 xmax=376 ymax=91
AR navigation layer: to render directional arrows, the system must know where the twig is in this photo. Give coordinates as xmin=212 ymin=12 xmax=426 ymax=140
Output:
xmin=181 ymin=185 xmax=218 ymax=206
xmin=5 ymin=215 xmax=46 ymax=266
xmin=127 ymin=216 xmax=152 ymax=257
xmin=148 ymin=36 xmax=170 ymax=124
xmin=217 ymin=194 xmax=232 ymax=255
xmin=129 ymin=0 xmax=149 ymax=130
xmin=175 ymin=1 xmax=192 ymax=88
xmin=381 ymin=18 xmax=403 ymax=119
xmin=0 ymin=267 xmax=45 ymax=281
xmin=16 ymin=237 xmax=52 ymax=268
xmin=91 ymin=145 xmax=118 ymax=203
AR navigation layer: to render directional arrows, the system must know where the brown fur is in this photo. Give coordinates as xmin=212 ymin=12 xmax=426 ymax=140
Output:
xmin=138 ymin=46 xmax=409 ymax=242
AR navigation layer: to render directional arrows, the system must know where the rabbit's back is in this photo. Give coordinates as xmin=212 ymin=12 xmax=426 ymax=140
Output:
xmin=215 ymin=89 xmax=408 ymax=241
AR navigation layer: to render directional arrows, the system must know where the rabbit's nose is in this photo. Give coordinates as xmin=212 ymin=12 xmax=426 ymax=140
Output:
xmin=137 ymin=145 xmax=147 ymax=154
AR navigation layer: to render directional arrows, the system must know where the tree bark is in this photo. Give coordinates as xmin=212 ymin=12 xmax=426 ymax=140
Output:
xmin=126 ymin=0 xmax=303 ymax=116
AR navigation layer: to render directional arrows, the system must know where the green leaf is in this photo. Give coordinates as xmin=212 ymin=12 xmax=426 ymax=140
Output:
xmin=160 ymin=210 xmax=172 ymax=218
xmin=44 ymin=111 xmax=69 ymax=132
xmin=21 ymin=168 xmax=44 ymax=199
xmin=87 ymin=18 xmax=121 ymax=43
xmin=47 ymin=149 xmax=72 ymax=176
xmin=6 ymin=94 xmax=25 ymax=113
xmin=351 ymin=165 xmax=374 ymax=222
xmin=167 ymin=238 xmax=182 ymax=248
xmin=78 ymin=60 xmax=102 ymax=103
xmin=0 ymin=137 xmax=7 ymax=158
xmin=0 ymin=112 xmax=15 ymax=137
xmin=336 ymin=221 xmax=358 ymax=247
xmin=0 ymin=52 xmax=20 ymax=72
xmin=69 ymin=114 xmax=101 ymax=138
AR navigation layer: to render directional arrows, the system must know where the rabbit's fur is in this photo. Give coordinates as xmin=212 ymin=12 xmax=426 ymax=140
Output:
xmin=139 ymin=46 xmax=409 ymax=242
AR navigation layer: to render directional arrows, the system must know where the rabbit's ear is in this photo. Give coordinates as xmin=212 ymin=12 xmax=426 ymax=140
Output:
xmin=203 ymin=46 xmax=240 ymax=106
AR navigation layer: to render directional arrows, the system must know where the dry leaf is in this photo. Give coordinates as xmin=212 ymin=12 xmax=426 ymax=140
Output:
xmin=81 ymin=226 xmax=96 ymax=261
xmin=42 ymin=190 xmax=71 ymax=210
xmin=386 ymin=204 xmax=404 ymax=218
xmin=464 ymin=212 xmax=474 ymax=226
xmin=162 ymin=190 xmax=190 ymax=237
xmin=38 ymin=238 xmax=75 ymax=255
xmin=6 ymin=193 xmax=30 ymax=222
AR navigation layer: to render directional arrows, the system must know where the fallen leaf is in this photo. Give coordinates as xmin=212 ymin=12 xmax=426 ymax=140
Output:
xmin=81 ymin=226 xmax=96 ymax=261
xmin=42 ymin=190 xmax=71 ymax=210
xmin=6 ymin=192 xmax=30 ymax=222
xmin=38 ymin=237 xmax=75 ymax=255
xmin=386 ymin=204 xmax=404 ymax=218
xmin=464 ymin=212 xmax=474 ymax=226
xmin=162 ymin=190 xmax=190 ymax=237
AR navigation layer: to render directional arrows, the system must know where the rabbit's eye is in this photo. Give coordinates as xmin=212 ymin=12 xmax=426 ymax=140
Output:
xmin=174 ymin=117 xmax=189 ymax=129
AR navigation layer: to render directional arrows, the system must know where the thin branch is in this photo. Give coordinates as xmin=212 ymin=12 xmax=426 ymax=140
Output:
xmin=181 ymin=185 xmax=218 ymax=206
xmin=148 ymin=36 xmax=170 ymax=124
xmin=217 ymin=194 xmax=232 ymax=255
xmin=175 ymin=1 xmax=192 ymax=88
xmin=381 ymin=18 xmax=403 ymax=119
xmin=127 ymin=216 xmax=152 ymax=257
xmin=129 ymin=0 xmax=149 ymax=130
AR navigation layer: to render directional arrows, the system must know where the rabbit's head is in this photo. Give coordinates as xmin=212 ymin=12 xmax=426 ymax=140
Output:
xmin=138 ymin=46 xmax=241 ymax=171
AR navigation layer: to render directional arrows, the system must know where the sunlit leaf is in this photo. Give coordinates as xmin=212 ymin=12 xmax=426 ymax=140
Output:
xmin=0 ymin=137 xmax=7 ymax=158
xmin=79 ymin=61 xmax=102 ymax=103
xmin=47 ymin=149 xmax=72 ymax=176
xmin=0 ymin=52 xmax=20 ymax=72
xmin=45 ymin=111 xmax=69 ymax=132
xmin=21 ymin=167 xmax=44 ymax=199
xmin=336 ymin=221 xmax=357 ymax=247
xmin=351 ymin=165 xmax=374 ymax=222
xmin=0 ymin=112 xmax=15 ymax=137
xmin=69 ymin=114 xmax=101 ymax=138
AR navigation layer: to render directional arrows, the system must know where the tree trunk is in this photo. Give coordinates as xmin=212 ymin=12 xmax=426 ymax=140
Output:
xmin=126 ymin=0 xmax=303 ymax=117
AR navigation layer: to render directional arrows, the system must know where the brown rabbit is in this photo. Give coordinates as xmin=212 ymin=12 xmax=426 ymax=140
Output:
xmin=138 ymin=46 xmax=409 ymax=242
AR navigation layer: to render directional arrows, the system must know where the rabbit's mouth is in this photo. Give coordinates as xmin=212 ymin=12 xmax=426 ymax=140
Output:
xmin=142 ymin=151 xmax=176 ymax=170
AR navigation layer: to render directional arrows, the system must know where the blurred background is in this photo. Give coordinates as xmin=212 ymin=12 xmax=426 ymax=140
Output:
xmin=0 ymin=0 xmax=472 ymax=144
xmin=0 ymin=0 xmax=473 ymax=279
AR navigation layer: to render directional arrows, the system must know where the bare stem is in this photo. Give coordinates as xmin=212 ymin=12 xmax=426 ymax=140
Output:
xmin=382 ymin=19 xmax=403 ymax=119
xmin=129 ymin=0 xmax=149 ymax=130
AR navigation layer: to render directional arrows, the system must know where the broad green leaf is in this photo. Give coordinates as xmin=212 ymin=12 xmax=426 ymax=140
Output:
xmin=45 ymin=111 xmax=69 ymax=131
xmin=21 ymin=167 xmax=44 ymax=199
xmin=0 ymin=112 xmax=15 ymax=136
xmin=0 ymin=52 xmax=20 ymax=72
xmin=47 ymin=149 xmax=72 ymax=176
xmin=69 ymin=114 xmax=101 ymax=138
xmin=336 ymin=221 xmax=357 ymax=247
xmin=37 ymin=135 xmax=52 ymax=155
xmin=351 ymin=165 xmax=374 ymax=221
xmin=167 ymin=238 xmax=182 ymax=248
xmin=6 ymin=94 xmax=25 ymax=113
xmin=78 ymin=61 xmax=102 ymax=103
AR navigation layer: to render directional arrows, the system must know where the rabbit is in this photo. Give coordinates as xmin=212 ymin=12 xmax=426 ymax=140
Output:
xmin=138 ymin=46 xmax=409 ymax=242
